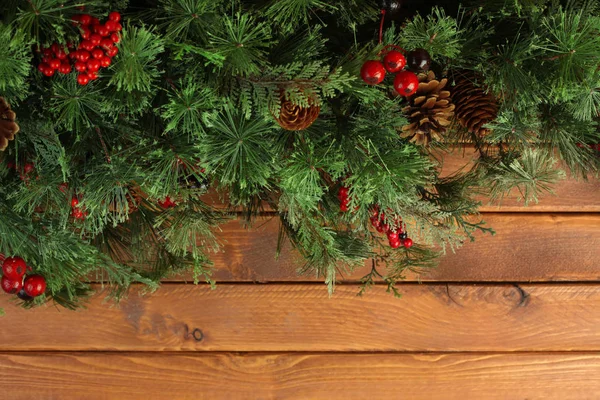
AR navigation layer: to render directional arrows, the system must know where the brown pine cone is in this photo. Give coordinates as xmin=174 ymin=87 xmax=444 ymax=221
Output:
xmin=400 ymin=71 xmax=455 ymax=146
xmin=274 ymin=92 xmax=320 ymax=131
xmin=0 ymin=97 xmax=19 ymax=151
xmin=451 ymin=71 xmax=499 ymax=137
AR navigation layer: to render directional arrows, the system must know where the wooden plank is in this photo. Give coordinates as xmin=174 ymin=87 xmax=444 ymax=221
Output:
xmin=201 ymin=147 xmax=600 ymax=212
xmin=202 ymin=213 xmax=600 ymax=282
xmin=1 ymin=352 xmax=600 ymax=399
xmin=1 ymin=284 xmax=600 ymax=352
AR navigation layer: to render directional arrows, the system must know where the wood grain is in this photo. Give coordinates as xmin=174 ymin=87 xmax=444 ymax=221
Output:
xmin=2 ymin=352 xmax=600 ymax=399
xmin=198 ymin=213 xmax=600 ymax=282
xmin=201 ymin=147 xmax=600 ymax=212
xmin=2 ymin=284 xmax=600 ymax=352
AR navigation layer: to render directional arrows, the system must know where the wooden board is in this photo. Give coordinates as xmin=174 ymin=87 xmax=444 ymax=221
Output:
xmin=2 ymin=284 xmax=600 ymax=352
xmin=196 ymin=213 xmax=600 ymax=282
xmin=201 ymin=147 xmax=600 ymax=212
xmin=2 ymin=352 xmax=600 ymax=399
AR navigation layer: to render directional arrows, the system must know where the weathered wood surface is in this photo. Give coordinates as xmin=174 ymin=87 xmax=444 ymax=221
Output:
xmin=2 ymin=284 xmax=600 ymax=352
xmin=183 ymin=213 xmax=600 ymax=282
xmin=2 ymin=352 xmax=600 ymax=399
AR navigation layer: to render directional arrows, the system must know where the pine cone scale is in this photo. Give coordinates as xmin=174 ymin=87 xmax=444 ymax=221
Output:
xmin=0 ymin=97 xmax=19 ymax=151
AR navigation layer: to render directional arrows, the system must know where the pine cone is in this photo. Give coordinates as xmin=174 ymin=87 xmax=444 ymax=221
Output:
xmin=274 ymin=92 xmax=320 ymax=131
xmin=0 ymin=97 xmax=19 ymax=151
xmin=451 ymin=72 xmax=499 ymax=137
xmin=401 ymin=71 xmax=455 ymax=146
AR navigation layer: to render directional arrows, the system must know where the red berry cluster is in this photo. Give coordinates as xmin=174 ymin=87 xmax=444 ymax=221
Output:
xmin=1 ymin=255 xmax=46 ymax=300
xmin=70 ymin=195 xmax=88 ymax=220
xmin=369 ymin=208 xmax=414 ymax=249
xmin=37 ymin=11 xmax=122 ymax=85
xmin=338 ymin=186 xmax=351 ymax=212
xmin=158 ymin=196 xmax=177 ymax=208
xmin=360 ymin=45 xmax=428 ymax=96
xmin=6 ymin=161 xmax=35 ymax=181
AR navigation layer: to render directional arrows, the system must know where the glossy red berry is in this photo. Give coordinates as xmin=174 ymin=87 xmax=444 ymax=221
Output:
xmin=92 ymin=48 xmax=104 ymax=59
xmin=387 ymin=231 xmax=399 ymax=242
xmin=95 ymin=24 xmax=110 ymax=37
xmin=58 ymin=63 xmax=72 ymax=74
xmin=88 ymin=71 xmax=98 ymax=80
xmin=90 ymin=33 xmax=102 ymax=46
xmin=383 ymin=50 xmax=406 ymax=73
xmin=109 ymin=11 xmax=122 ymax=22
xmin=80 ymin=14 xmax=92 ymax=26
xmin=80 ymin=26 xmax=92 ymax=40
xmin=78 ymin=50 xmax=91 ymax=62
xmin=106 ymin=46 xmax=119 ymax=58
xmin=23 ymin=275 xmax=46 ymax=297
xmin=69 ymin=50 xmax=79 ymax=60
xmin=74 ymin=61 xmax=87 ymax=72
xmin=105 ymin=20 xmax=119 ymax=32
xmin=393 ymin=70 xmax=419 ymax=97
xmin=111 ymin=33 xmax=120 ymax=43
xmin=99 ymin=56 xmax=111 ymax=68
xmin=159 ymin=196 xmax=176 ymax=208
xmin=50 ymin=43 xmax=60 ymax=54
xmin=360 ymin=60 xmax=386 ymax=85
xmin=114 ymin=22 xmax=122 ymax=31
xmin=87 ymin=58 xmax=101 ymax=72
xmin=340 ymin=203 xmax=349 ymax=212
xmin=77 ymin=74 xmax=90 ymax=86
xmin=403 ymin=238 xmax=414 ymax=248
xmin=48 ymin=58 xmax=61 ymax=70
xmin=55 ymin=48 xmax=67 ymax=60
xmin=72 ymin=208 xmax=85 ymax=219
xmin=389 ymin=239 xmax=401 ymax=249
xmin=2 ymin=257 xmax=27 ymax=280
xmin=71 ymin=197 xmax=79 ymax=207
xmin=23 ymin=162 xmax=35 ymax=174
xmin=338 ymin=186 xmax=349 ymax=200
xmin=100 ymin=38 xmax=114 ymax=49
xmin=38 ymin=63 xmax=49 ymax=74
xmin=1 ymin=276 xmax=22 ymax=294
xmin=82 ymin=40 xmax=95 ymax=51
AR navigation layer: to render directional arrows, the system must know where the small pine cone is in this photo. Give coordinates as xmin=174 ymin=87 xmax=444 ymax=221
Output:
xmin=401 ymin=71 xmax=455 ymax=146
xmin=274 ymin=92 xmax=320 ymax=131
xmin=451 ymin=72 xmax=499 ymax=137
xmin=0 ymin=97 xmax=19 ymax=151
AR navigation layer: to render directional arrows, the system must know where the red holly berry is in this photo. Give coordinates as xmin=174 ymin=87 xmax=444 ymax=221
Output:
xmin=95 ymin=24 xmax=110 ymax=37
xmin=389 ymin=239 xmax=401 ymax=249
xmin=74 ymin=61 xmax=87 ymax=72
xmin=114 ymin=22 xmax=122 ymax=31
xmin=92 ymin=48 xmax=104 ymax=59
xmin=58 ymin=63 xmax=72 ymax=74
xmin=88 ymin=71 xmax=98 ymax=80
xmin=82 ymin=40 xmax=95 ymax=51
xmin=403 ymin=238 xmax=414 ymax=248
xmin=71 ymin=208 xmax=85 ymax=219
xmin=340 ymin=203 xmax=349 ymax=212
xmin=105 ymin=20 xmax=119 ymax=32
xmin=90 ymin=33 xmax=102 ymax=46
xmin=48 ymin=58 xmax=61 ymax=70
xmin=23 ymin=275 xmax=46 ymax=297
xmin=158 ymin=196 xmax=176 ymax=208
xmin=69 ymin=50 xmax=79 ymax=60
xmin=109 ymin=11 xmax=121 ymax=22
xmin=77 ymin=74 xmax=90 ymax=86
xmin=338 ymin=186 xmax=349 ymax=200
xmin=99 ymin=56 xmax=111 ymax=68
xmin=38 ymin=63 xmax=49 ymax=74
xmin=91 ymin=17 xmax=100 ymax=26
xmin=71 ymin=197 xmax=79 ymax=207
xmin=360 ymin=60 xmax=386 ymax=85
xmin=80 ymin=26 xmax=92 ymax=40
xmin=106 ymin=46 xmax=119 ymax=58
xmin=55 ymin=48 xmax=67 ymax=60
xmin=380 ymin=223 xmax=390 ymax=233
xmin=1 ymin=276 xmax=22 ymax=294
xmin=100 ymin=38 xmax=114 ymax=49
xmin=50 ymin=43 xmax=60 ymax=54
xmin=2 ymin=257 xmax=27 ymax=280
xmin=383 ymin=50 xmax=406 ymax=73
xmin=376 ymin=224 xmax=386 ymax=233
xmin=111 ymin=33 xmax=120 ymax=43
xmin=23 ymin=162 xmax=35 ymax=174
xmin=78 ymin=50 xmax=91 ymax=62
xmin=393 ymin=70 xmax=419 ymax=97
xmin=80 ymin=14 xmax=92 ymax=26
xmin=387 ymin=231 xmax=399 ymax=241
xmin=87 ymin=58 xmax=101 ymax=72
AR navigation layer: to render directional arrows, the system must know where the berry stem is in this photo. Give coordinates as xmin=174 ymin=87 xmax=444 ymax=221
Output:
xmin=378 ymin=10 xmax=386 ymax=44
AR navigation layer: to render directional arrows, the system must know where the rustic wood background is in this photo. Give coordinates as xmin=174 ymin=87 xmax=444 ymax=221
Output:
xmin=1 ymin=150 xmax=599 ymax=399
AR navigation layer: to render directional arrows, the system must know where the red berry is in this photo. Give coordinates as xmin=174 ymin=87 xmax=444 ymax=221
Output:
xmin=92 ymin=48 xmax=104 ymax=59
xmin=55 ymin=48 xmax=67 ymax=60
xmin=58 ymin=63 xmax=72 ymax=74
xmin=82 ymin=40 xmax=95 ymax=51
xmin=383 ymin=50 xmax=406 ymax=73
xmin=100 ymin=38 xmax=114 ymax=49
xmin=370 ymin=216 xmax=381 ymax=227
xmin=50 ymin=43 xmax=60 ymax=54
xmin=387 ymin=231 xmax=399 ymax=241
xmin=71 ymin=197 xmax=79 ymax=207
xmin=340 ymin=203 xmax=349 ymax=212
xmin=88 ymin=71 xmax=98 ymax=80
xmin=99 ymin=56 xmax=111 ymax=68
xmin=77 ymin=74 xmax=90 ymax=86
xmin=23 ymin=275 xmax=46 ymax=297
xmin=381 ymin=223 xmax=390 ymax=233
xmin=376 ymin=224 xmax=386 ymax=233
xmin=389 ymin=239 xmax=401 ymax=249
xmin=87 ymin=58 xmax=101 ymax=72
xmin=1 ymin=276 xmax=22 ymax=294
xmin=105 ymin=20 xmax=119 ymax=32
xmin=69 ymin=50 xmax=79 ymax=60
xmin=23 ymin=162 xmax=35 ymax=174
xmin=106 ymin=46 xmax=119 ymax=58
xmin=114 ymin=22 xmax=122 ymax=31
xmin=74 ymin=61 xmax=87 ymax=72
xmin=338 ymin=186 xmax=349 ymax=199
xmin=111 ymin=33 xmax=120 ymax=43
xmin=91 ymin=17 xmax=100 ymax=26
xmin=38 ymin=63 xmax=49 ymax=73
xmin=42 ymin=48 xmax=53 ymax=57
xmin=403 ymin=238 xmax=414 ymax=248
xmin=80 ymin=14 xmax=92 ymax=26
xmin=78 ymin=50 xmax=91 ymax=62
xmin=48 ymin=58 xmax=61 ymax=70
xmin=72 ymin=208 xmax=84 ymax=219
xmin=109 ymin=11 xmax=121 ymax=22
xmin=58 ymin=182 xmax=69 ymax=193
xmin=90 ymin=33 xmax=102 ymax=46
xmin=2 ymin=257 xmax=27 ymax=280
xmin=80 ymin=26 xmax=91 ymax=40
xmin=393 ymin=70 xmax=419 ymax=97
xmin=95 ymin=24 xmax=110 ymax=37
xmin=158 ymin=197 xmax=176 ymax=208
xmin=360 ymin=60 xmax=386 ymax=85
xmin=71 ymin=14 xmax=82 ymax=26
